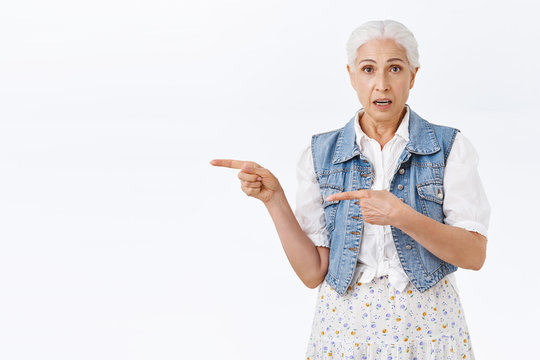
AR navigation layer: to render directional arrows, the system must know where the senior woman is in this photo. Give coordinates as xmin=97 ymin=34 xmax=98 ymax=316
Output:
xmin=211 ymin=19 xmax=490 ymax=360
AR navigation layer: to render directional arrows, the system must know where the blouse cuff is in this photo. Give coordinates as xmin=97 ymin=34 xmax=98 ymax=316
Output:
xmin=445 ymin=220 xmax=488 ymax=239
xmin=307 ymin=233 xmax=331 ymax=248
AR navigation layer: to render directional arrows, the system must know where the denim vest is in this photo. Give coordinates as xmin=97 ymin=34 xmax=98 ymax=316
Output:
xmin=311 ymin=107 xmax=460 ymax=295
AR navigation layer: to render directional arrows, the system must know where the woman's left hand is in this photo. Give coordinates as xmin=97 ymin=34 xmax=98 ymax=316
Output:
xmin=326 ymin=190 xmax=407 ymax=226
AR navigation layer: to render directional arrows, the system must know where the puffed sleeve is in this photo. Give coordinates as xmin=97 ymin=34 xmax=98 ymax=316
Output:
xmin=293 ymin=144 xmax=331 ymax=248
xmin=443 ymin=132 xmax=491 ymax=238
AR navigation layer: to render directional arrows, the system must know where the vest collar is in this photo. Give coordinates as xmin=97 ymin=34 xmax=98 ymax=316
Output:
xmin=332 ymin=106 xmax=441 ymax=164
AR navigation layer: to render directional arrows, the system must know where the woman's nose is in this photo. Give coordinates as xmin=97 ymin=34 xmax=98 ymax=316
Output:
xmin=375 ymin=72 xmax=390 ymax=91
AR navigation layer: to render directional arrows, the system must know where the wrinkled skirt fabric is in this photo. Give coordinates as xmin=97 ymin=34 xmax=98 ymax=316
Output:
xmin=305 ymin=274 xmax=475 ymax=360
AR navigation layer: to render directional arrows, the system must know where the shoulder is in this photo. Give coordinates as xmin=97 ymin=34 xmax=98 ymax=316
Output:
xmin=311 ymin=125 xmax=343 ymax=146
xmin=309 ymin=121 xmax=347 ymax=153
xmin=409 ymin=109 xmax=460 ymax=154
xmin=298 ymin=121 xmax=347 ymax=167
xmin=416 ymin=114 xmax=461 ymax=162
xmin=427 ymin=120 xmax=461 ymax=143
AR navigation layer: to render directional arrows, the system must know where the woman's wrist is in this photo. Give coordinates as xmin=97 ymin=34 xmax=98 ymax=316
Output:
xmin=390 ymin=201 xmax=416 ymax=230
xmin=264 ymin=188 xmax=287 ymax=210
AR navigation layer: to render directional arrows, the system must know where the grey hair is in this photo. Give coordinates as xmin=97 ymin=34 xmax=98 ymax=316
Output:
xmin=346 ymin=19 xmax=420 ymax=73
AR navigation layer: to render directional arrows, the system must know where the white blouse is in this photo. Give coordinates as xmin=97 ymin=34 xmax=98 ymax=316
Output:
xmin=293 ymin=105 xmax=491 ymax=294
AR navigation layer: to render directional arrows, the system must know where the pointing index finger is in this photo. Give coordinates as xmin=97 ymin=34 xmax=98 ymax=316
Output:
xmin=209 ymin=159 xmax=246 ymax=169
xmin=326 ymin=190 xmax=368 ymax=202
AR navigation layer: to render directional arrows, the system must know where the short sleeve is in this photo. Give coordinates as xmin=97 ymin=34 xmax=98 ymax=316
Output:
xmin=293 ymin=144 xmax=331 ymax=248
xmin=443 ymin=132 xmax=491 ymax=238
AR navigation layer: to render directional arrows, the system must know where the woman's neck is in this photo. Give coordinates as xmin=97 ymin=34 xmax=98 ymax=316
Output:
xmin=359 ymin=107 xmax=407 ymax=149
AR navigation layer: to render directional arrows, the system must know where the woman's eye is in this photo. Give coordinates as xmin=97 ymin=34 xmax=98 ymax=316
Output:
xmin=362 ymin=66 xmax=373 ymax=73
xmin=390 ymin=66 xmax=401 ymax=72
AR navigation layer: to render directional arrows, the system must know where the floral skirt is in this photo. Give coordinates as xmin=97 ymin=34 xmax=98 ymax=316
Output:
xmin=305 ymin=273 xmax=474 ymax=360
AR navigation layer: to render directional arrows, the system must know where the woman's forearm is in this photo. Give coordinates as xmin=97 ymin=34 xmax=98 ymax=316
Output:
xmin=264 ymin=191 xmax=325 ymax=288
xmin=393 ymin=205 xmax=486 ymax=270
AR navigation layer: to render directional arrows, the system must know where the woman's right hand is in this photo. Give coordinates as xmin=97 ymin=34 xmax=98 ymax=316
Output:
xmin=209 ymin=159 xmax=284 ymax=205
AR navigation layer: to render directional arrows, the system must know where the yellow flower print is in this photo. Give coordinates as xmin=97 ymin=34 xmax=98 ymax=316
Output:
xmin=390 ymin=295 xmax=395 ymax=300
xmin=407 ymin=290 xmax=412 ymax=294
xmin=396 ymin=317 xmax=401 ymax=322
xmin=382 ymin=329 xmax=387 ymax=333
xmin=351 ymin=331 xmax=356 ymax=335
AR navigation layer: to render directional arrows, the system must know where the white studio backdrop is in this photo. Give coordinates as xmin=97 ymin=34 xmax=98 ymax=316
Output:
xmin=0 ymin=0 xmax=538 ymax=359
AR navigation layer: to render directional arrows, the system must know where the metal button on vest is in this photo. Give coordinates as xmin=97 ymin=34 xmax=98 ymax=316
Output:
xmin=398 ymin=168 xmax=405 ymax=175
xmin=437 ymin=192 xmax=443 ymax=199
xmin=405 ymin=244 xmax=412 ymax=250
xmin=399 ymin=197 xmax=404 ymax=202
xmin=397 ymin=184 xmax=404 ymax=190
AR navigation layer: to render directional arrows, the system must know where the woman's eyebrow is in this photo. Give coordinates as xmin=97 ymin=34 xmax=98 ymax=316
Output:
xmin=387 ymin=57 xmax=405 ymax=63
xmin=358 ymin=57 xmax=406 ymax=64
xmin=358 ymin=59 xmax=376 ymax=64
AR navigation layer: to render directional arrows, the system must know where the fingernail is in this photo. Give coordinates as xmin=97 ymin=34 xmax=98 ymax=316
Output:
xmin=257 ymin=177 xmax=262 ymax=181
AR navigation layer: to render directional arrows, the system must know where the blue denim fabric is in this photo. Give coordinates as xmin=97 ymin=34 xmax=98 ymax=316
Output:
xmin=311 ymin=106 xmax=460 ymax=295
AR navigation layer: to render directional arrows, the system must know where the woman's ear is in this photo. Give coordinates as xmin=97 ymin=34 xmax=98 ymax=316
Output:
xmin=347 ymin=64 xmax=357 ymax=89
xmin=409 ymin=67 xmax=419 ymax=89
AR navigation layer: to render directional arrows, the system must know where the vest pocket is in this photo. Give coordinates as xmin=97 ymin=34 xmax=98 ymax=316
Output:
xmin=416 ymin=180 xmax=444 ymax=223
xmin=319 ymin=184 xmax=343 ymax=233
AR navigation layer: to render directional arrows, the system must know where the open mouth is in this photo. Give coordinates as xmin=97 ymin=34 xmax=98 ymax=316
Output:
xmin=373 ymin=100 xmax=392 ymax=105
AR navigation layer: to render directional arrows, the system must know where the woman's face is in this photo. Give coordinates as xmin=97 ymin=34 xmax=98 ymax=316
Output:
xmin=347 ymin=38 xmax=419 ymax=125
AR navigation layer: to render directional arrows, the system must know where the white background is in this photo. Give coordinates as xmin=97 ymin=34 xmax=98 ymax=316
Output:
xmin=0 ymin=0 xmax=538 ymax=359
